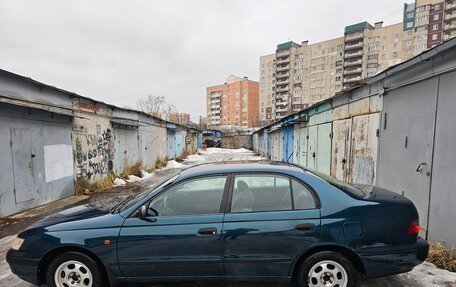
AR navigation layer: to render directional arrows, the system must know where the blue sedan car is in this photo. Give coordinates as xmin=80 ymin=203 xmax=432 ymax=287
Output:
xmin=7 ymin=162 xmax=428 ymax=287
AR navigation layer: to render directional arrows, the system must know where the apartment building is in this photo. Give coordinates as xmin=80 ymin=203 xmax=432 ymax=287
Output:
xmin=445 ymin=0 xmax=456 ymax=39
xmin=343 ymin=22 xmax=405 ymax=88
xmin=259 ymin=1 xmax=456 ymax=125
xmin=206 ymin=75 xmax=259 ymax=128
xmin=169 ymin=112 xmax=191 ymax=125
xmin=260 ymin=38 xmax=345 ymax=125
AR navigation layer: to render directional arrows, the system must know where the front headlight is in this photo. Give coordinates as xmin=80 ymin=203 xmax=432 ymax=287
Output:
xmin=11 ymin=236 xmax=25 ymax=251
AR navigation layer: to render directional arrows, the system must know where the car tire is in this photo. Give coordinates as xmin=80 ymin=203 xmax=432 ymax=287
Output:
xmin=297 ymin=250 xmax=358 ymax=287
xmin=46 ymin=251 xmax=103 ymax=287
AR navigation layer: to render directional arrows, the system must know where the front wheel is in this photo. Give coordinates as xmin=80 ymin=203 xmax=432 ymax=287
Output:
xmin=46 ymin=251 xmax=103 ymax=287
xmin=297 ymin=251 xmax=358 ymax=287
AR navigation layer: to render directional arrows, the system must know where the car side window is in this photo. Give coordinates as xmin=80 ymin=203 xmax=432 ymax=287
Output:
xmin=149 ymin=176 xmax=227 ymax=216
xmin=292 ymin=179 xmax=317 ymax=209
xmin=231 ymin=174 xmax=292 ymax=213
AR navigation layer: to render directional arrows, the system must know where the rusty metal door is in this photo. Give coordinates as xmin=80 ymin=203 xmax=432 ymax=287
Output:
xmin=350 ymin=114 xmax=379 ymax=185
xmin=331 ymin=119 xmax=352 ymax=181
xmin=377 ymin=78 xmax=437 ymax=236
xmin=11 ymin=128 xmax=35 ymax=203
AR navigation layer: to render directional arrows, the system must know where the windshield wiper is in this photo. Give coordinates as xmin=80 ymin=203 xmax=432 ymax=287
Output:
xmin=111 ymin=194 xmax=135 ymax=214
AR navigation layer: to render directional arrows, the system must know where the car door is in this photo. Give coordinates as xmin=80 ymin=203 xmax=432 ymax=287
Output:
xmin=222 ymin=173 xmax=321 ymax=278
xmin=117 ymin=175 xmax=229 ymax=280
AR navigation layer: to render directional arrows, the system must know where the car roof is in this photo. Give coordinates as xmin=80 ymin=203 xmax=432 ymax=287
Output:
xmin=178 ymin=161 xmax=305 ymax=179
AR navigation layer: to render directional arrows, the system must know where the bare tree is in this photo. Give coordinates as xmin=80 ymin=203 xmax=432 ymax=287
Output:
xmin=136 ymin=95 xmax=176 ymax=120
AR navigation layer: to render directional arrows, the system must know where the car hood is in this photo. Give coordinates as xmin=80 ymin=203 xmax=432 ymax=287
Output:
xmin=23 ymin=196 xmax=128 ymax=233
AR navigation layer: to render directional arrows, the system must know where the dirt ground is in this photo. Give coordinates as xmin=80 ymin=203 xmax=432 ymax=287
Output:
xmin=1 ymin=148 xmax=455 ymax=287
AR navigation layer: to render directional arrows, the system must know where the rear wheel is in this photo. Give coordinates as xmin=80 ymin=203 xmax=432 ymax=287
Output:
xmin=46 ymin=251 xmax=102 ymax=287
xmin=297 ymin=251 xmax=358 ymax=287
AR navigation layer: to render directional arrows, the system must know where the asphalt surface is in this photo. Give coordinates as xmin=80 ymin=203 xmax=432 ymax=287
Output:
xmin=1 ymin=148 xmax=455 ymax=287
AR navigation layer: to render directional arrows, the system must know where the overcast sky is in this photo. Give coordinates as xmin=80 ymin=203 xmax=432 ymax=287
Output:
xmin=0 ymin=0 xmax=404 ymax=118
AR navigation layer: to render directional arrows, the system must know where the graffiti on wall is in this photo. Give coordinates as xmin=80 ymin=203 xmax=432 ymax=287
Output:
xmin=75 ymin=126 xmax=114 ymax=180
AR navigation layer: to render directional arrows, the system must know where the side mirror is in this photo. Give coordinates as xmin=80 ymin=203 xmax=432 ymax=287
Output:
xmin=139 ymin=205 xmax=148 ymax=219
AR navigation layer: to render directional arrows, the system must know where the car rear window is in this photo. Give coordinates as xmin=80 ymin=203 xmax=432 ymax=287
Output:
xmin=305 ymin=169 xmax=366 ymax=198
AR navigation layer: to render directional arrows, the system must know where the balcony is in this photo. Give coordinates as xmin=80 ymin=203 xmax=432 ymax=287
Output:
xmin=344 ymin=50 xmax=363 ymax=59
xmin=276 ymin=57 xmax=290 ymax=64
xmin=276 ymin=86 xmax=290 ymax=93
xmin=276 ymin=65 xmax=290 ymax=72
xmin=445 ymin=22 xmax=456 ymax=31
xmin=343 ymin=67 xmax=362 ymax=75
xmin=276 ymin=78 xmax=289 ymax=85
xmin=343 ymin=76 xmax=362 ymax=83
xmin=276 ymin=72 xmax=290 ymax=79
xmin=446 ymin=2 xmax=456 ymax=10
xmin=277 ymin=50 xmax=290 ymax=57
xmin=445 ymin=13 xmax=456 ymax=21
xmin=276 ymin=106 xmax=289 ymax=113
xmin=345 ymin=33 xmax=364 ymax=42
xmin=344 ymin=42 xmax=364 ymax=50
xmin=344 ymin=59 xmax=363 ymax=67
xmin=444 ymin=31 xmax=456 ymax=40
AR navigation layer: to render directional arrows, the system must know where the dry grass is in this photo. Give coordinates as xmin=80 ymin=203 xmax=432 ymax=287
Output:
xmin=155 ymin=157 xmax=168 ymax=169
xmin=428 ymin=243 xmax=456 ymax=272
xmin=74 ymin=179 xmax=96 ymax=194
xmin=175 ymin=149 xmax=190 ymax=163
xmin=95 ymin=172 xmax=118 ymax=190
xmin=120 ymin=161 xmax=143 ymax=179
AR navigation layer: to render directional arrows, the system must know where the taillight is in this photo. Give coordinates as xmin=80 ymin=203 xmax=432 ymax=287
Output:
xmin=408 ymin=219 xmax=420 ymax=236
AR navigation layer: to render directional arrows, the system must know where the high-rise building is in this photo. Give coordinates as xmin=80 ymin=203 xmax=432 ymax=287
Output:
xmin=169 ymin=112 xmax=191 ymax=125
xmin=444 ymin=0 xmax=456 ymax=39
xmin=206 ymin=75 xmax=259 ymax=128
xmin=259 ymin=1 xmax=456 ymax=126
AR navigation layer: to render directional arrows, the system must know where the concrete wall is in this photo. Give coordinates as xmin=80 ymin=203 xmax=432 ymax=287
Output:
xmin=221 ymin=135 xmax=253 ymax=149
xmin=72 ymin=98 xmax=114 ymax=181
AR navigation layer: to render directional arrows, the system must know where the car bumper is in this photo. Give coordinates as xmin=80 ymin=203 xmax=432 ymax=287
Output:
xmin=358 ymin=237 xmax=429 ymax=279
xmin=6 ymin=248 xmax=41 ymax=285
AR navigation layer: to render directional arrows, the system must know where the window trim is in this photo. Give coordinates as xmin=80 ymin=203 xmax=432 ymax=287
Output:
xmin=130 ymin=173 xmax=231 ymax=218
xmin=225 ymin=172 xmax=320 ymax=214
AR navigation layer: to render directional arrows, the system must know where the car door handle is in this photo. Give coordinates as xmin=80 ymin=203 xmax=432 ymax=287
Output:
xmin=198 ymin=227 xmax=217 ymax=235
xmin=295 ymin=223 xmax=315 ymax=232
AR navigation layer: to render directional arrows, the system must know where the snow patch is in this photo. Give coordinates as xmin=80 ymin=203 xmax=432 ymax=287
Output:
xmin=127 ymin=175 xmax=142 ymax=183
xmin=164 ymin=160 xmax=185 ymax=169
xmin=185 ymin=153 xmax=206 ymax=162
xmin=113 ymin=178 xmax=126 ymax=186
xmin=199 ymin=147 xmax=254 ymax=155
xmin=140 ymin=170 xmax=154 ymax=179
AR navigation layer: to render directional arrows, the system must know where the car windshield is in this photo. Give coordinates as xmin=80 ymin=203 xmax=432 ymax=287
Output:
xmin=114 ymin=172 xmax=180 ymax=213
xmin=305 ymin=168 xmax=366 ymax=198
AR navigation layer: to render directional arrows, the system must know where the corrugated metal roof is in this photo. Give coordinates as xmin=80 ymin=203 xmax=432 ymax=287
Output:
xmin=0 ymin=68 xmax=201 ymax=132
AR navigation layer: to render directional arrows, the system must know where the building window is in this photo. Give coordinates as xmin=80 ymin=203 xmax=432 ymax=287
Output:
xmin=406 ymin=40 xmax=412 ymax=47
xmin=407 ymin=12 xmax=414 ymax=18
xmin=433 ymin=24 xmax=439 ymax=31
xmin=434 ymin=14 xmax=439 ymax=21
xmin=406 ymin=22 xmax=414 ymax=29
xmin=392 ymin=52 xmax=398 ymax=58
xmin=434 ymin=4 xmax=440 ymax=10
xmin=432 ymin=33 xmax=438 ymax=40
xmin=406 ymin=31 xmax=413 ymax=37
xmin=368 ymin=45 xmax=379 ymax=51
